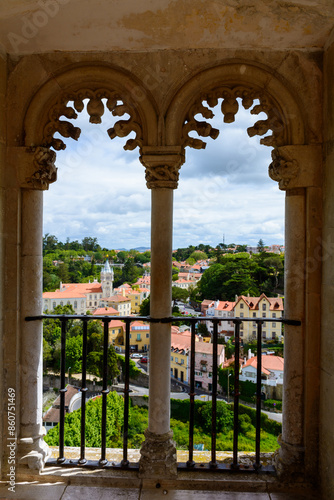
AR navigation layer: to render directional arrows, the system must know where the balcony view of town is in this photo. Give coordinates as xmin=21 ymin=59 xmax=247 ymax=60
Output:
xmin=42 ymin=235 xmax=285 ymax=456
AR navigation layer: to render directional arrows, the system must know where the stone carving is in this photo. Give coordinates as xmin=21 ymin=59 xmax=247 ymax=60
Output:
xmin=43 ymin=89 xmax=143 ymax=152
xmin=145 ymin=164 xmax=181 ymax=189
xmin=182 ymin=86 xmax=285 ymax=150
xmin=26 ymin=147 xmax=57 ymax=189
xmin=268 ymin=148 xmax=299 ymax=189
xmin=139 ymin=429 xmax=177 ymax=478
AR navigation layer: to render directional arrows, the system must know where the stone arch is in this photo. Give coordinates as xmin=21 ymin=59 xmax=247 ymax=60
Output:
xmin=165 ymin=62 xmax=305 ymax=150
xmin=23 ymin=64 xmax=159 ymax=151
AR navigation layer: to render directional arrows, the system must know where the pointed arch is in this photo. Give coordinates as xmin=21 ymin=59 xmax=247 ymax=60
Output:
xmin=165 ymin=63 xmax=305 ymax=150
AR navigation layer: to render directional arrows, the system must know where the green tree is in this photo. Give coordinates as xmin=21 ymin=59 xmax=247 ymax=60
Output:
xmin=189 ymin=250 xmax=208 ymax=261
xmin=172 ymin=286 xmax=189 ymax=303
xmin=82 ymin=237 xmax=100 ymax=252
xmin=43 ymin=233 xmax=59 ymax=253
xmin=66 ymin=335 xmax=83 ymax=372
xmin=139 ymin=297 xmax=150 ymax=316
xmin=257 ymin=239 xmax=265 ymax=253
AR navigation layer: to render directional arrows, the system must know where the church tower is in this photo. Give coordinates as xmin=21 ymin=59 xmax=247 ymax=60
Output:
xmin=100 ymin=260 xmax=114 ymax=298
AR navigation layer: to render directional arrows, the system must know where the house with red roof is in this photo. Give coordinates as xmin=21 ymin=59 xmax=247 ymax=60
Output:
xmin=205 ymin=300 xmax=236 ymax=338
xmin=43 ymin=260 xmax=115 ymax=313
xmin=234 ymin=293 xmax=284 ymax=343
xmin=240 ymin=354 xmax=284 ymax=386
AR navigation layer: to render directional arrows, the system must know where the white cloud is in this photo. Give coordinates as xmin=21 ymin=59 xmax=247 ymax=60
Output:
xmin=43 ymin=100 xmax=284 ymax=249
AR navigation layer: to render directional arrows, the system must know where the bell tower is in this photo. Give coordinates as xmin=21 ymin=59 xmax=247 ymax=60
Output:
xmin=100 ymin=260 xmax=114 ymax=298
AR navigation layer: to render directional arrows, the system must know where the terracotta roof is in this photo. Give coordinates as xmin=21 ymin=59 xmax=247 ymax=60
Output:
xmin=43 ymin=385 xmax=80 ymax=423
xmin=108 ymin=320 xmax=125 ymax=329
xmin=202 ymin=300 xmax=214 ymax=306
xmin=242 ymin=355 xmax=284 ymax=373
xmin=195 ymin=342 xmax=224 ymax=356
xmin=215 ymin=301 xmax=235 ymax=311
xmin=236 ymin=293 xmax=283 ymax=311
xmin=105 ymin=295 xmax=131 ymax=303
xmin=43 ymin=290 xmax=86 ymax=299
xmin=61 ymin=282 xmax=103 ymax=294
xmin=93 ymin=307 xmax=119 ymax=316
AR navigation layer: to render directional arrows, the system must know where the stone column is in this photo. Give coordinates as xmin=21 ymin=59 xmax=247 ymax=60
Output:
xmin=269 ymin=145 xmax=322 ymax=480
xmin=14 ymin=147 xmax=57 ymax=469
xmin=18 ymin=188 xmax=50 ymax=469
xmin=139 ymin=146 xmax=184 ymax=478
xmin=279 ymin=186 xmax=306 ymax=474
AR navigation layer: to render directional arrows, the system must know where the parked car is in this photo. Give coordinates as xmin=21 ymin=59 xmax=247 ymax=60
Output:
xmin=131 ymin=353 xmax=142 ymax=358
xmin=140 ymin=356 xmax=148 ymax=363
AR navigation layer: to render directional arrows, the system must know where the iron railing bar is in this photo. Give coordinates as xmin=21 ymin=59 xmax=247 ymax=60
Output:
xmin=187 ymin=319 xmax=196 ymax=467
xmin=121 ymin=319 xmax=131 ymax=467
xmin=209 ymin=320 xmax=218 ymax=468
xmin=99 ymin=319 xmax=109 ymax=466
xmin=32 ymin=312 xmax=301 ymax=473
xmin=25 ymin=314 xmax=301 ymax=326
xmin=57 ymin=317 xmax=67 ymax=464
xmin=232 ymin=319 xmax=241 ymax=470
xmin=255 ymin=320 xmax=264 ymax=470
xmin=79 ymin=318 xmax=88 ymax=465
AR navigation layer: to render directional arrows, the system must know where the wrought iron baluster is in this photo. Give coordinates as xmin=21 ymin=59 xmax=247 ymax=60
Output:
xmin=186 ymin=319 xmax=196 ymax=467
xmin=121 ymin=319 xmax=131 ymax=467
xmin=232 ymin=319 xmax=241 ymax=470
xmin=57 ymin=317 xmax=67 ymax=464
xmin=254 ymin=320 xmax=263 ymax=470
xmin=99 ymin=319 xmax=110 ymax=466
xmin=79 ymin=318 xmax=88 ymax=465
xmin=210 ymin=319 xmax=218 ymax=468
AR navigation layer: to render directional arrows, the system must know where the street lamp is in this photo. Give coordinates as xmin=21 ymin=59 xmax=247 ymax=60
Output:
xmin=227 ymin=369 xmax=232 ymax=403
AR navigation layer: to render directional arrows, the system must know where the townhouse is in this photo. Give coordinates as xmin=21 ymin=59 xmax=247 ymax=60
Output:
xmin=234 ymin=294 xmax=284 ymax=343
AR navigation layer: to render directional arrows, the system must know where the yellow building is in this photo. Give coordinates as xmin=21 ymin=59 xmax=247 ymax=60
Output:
xmin=127 ymin=287 xmax=150 ymax=314
xmin=108 ymin=320 xmax=125 ymax=348
xmin=129 ymin=321 xmax=150 ymax=352
xmin=170 ymin=330 xmax=200 ymax=383
xmin=233 ymin=294 xmax=284 ymax=343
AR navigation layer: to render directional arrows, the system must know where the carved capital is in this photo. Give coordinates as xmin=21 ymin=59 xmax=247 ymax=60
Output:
xmin=140 ymin=146 xmax=185 ymax=189
xmin=25 ymin=147 xmax=57 ymax=190
xmin=269 ymin=148 xmax=299 ymax=190
xmin=269 ymin=145 xmax=322 ymax=191
xmin=139 ymin=429 xmax=177 ymax=478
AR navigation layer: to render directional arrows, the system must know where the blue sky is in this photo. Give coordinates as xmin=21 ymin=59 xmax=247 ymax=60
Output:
xmin=43 ymin=100 xmax=284 ymax=250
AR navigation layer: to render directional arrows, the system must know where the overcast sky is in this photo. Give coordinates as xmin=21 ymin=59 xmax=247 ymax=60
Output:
xmin=43 ymin=99 xmax=285 ymax=250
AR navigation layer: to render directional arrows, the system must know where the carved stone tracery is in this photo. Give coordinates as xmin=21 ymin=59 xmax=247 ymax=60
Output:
xmin=43 ymin=88 xmax=144 ymax=152
xmin=182 ymin=85 xmax=285 ymax=150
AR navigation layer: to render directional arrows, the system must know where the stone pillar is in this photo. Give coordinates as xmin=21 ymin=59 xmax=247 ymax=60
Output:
xmin=18 ymin=188 xmax=50 ymax=469
xmin=279 ymin=187 xmax=306 ymax=474
xmin=10 ymin=147 xmax=57 ymax=470
xmin=269 ymin=145 xmax=322 ymax=480
xmin=139 ymin=146 xmax=184 ymax=478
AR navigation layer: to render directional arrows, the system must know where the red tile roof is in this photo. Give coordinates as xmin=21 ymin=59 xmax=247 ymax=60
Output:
xmin=93 ymin=307 xmax=119 ymax=316
xmin=242 ymin=355 xmax=284 ymax=372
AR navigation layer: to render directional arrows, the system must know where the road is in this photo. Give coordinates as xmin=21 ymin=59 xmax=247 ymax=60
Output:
xmin=128 ymin=383 xmax=282 ymax=423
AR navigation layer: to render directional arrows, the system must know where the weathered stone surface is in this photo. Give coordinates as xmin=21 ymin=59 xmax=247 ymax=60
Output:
xmin=139 ymin=430 xmax=177 ymax=478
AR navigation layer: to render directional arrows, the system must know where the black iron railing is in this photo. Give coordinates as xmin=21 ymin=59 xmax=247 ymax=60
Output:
xmin=26 ymin=313 xmax=300 ymax=473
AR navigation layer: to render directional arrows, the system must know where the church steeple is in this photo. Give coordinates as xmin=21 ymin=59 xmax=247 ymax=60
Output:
xmin=100 ymin=260 xmax=114 ymax=298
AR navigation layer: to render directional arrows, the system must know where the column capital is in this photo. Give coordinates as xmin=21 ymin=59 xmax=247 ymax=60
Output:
xmin=140 ymin=146 xmax=185 ymax=189
xmin=269 ymin=145 xmax=322 ymax=191
xmin=7 ymin=146 xmax=57 ymax=190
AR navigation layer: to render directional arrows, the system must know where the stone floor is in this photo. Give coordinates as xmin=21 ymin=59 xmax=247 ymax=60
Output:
xmin=0 ymin=482 xmax=321 ymax=499
xmin=0 ymin=449 xmax=320 ymax=499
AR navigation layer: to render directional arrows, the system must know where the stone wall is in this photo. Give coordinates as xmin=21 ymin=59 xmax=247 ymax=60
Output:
xmin=320 ymin=28 xmax=334 ymax=500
